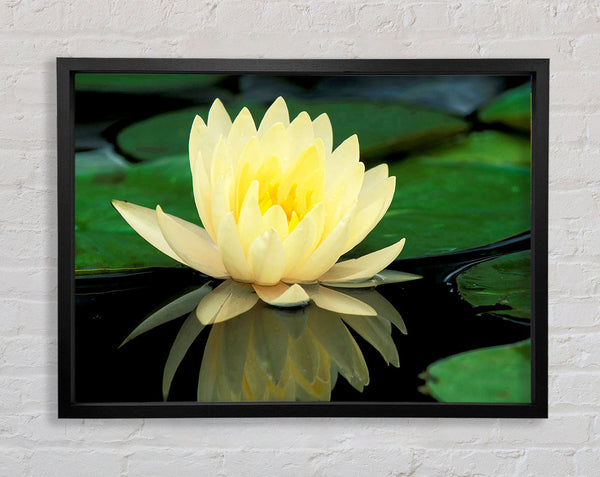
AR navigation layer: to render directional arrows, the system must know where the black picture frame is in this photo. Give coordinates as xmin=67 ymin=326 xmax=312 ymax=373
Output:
xmin=58 ymin=58 xmax=549 ymax=419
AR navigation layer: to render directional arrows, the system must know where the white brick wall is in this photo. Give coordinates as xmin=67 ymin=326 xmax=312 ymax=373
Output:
xmin=0 ymin=0 xmax=598 ymax=475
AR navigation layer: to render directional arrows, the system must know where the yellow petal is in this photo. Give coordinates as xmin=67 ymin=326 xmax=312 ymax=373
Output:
xmin=258 ymin=96 xmax=290 ymax=136
xmin=288 ymin=215 xmax=351 ymax=282
xmin=305 ymin=285 xmax=376 ymax=316
xmin=195 ymin=280 xmax=258 ymax=325
xmin=252 ymin=282 xmax=309 ymax=307
xmin=312 ymin=113 xmax=333 ymax=156
xmin=237 ymin=180 xmax=264 ymax=254
xmin=248 ymin=227 xmax=286 ymax=285
xmin=282 ymin=203 xmax=323 ymax=276
xmin=320 ymin=238 xmax=406 ymax=283
xmin=286 ymin=111 xmax=314 ymax=163
xmin=111 ymin=199 xmax=184 ymax=265
xmin=217 ymin=212 xmax=253 ymax=281
xmin=262 ymin=205 xmax=289 ymax=241
xmin=155 ymin=205 xmax=228 ymax=278
xmin=207 ymin=98 xmax=232 ymax=139
xmin=277 ymin=144 xmax=320 ymax=205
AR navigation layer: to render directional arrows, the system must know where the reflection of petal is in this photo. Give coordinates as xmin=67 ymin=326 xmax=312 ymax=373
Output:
xmin=341 ymin=314 xmax=399 ymax=367
xmin=197 ymin=321 xmax=222 ymax=401
xmin=287 ymin=330 xmax=320 ymax=384
xmin=252 ymin=312 xmax=288 ymax=384
xmin=307 ymin=307 xmax=369 ymax=392
xmin=319 ymin=239 xmax=406 ymax=283
xmin=120 ymin=284 xmax=211 ymax=347
xmin=162 ymin=311 xmax=205 ymax=400
xmin=321 ymin=269 xmax=421 ymax=288
xmin=341 ymin=288 xmax=407 ymax=334
xmin=305 ymin=284 xmax=376 ymax=316
xmin=252 ymin=282 xmax=309 ymax=307
xmin=220 ymin=316 xmax=252 ymax=400
xmin=195 ymin=280 xmax=258 ymax=325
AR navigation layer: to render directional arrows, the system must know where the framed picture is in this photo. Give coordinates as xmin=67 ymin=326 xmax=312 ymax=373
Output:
xmin=58 ymin=58 xmax=548 ymax=418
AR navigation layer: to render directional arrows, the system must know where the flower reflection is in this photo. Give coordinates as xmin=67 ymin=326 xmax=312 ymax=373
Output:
xmin=121 ymin=278 xmax=414 ymax=402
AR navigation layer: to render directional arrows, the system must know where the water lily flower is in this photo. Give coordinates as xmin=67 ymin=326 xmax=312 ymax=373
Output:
xmin=112 ymin=97 xmax=413 ymax=323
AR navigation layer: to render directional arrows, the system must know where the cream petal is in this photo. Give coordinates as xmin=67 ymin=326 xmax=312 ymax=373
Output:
xmin=248 ymin=227 xmax=286 ymax=286
xmin=321 ymin=269 xmax=422 ymax=288
xmin=326 ymin=134 xmax=360 ymax=189
xmin=226 ymin=107 xmax=257 ymax=168
xmin=282 ymin=203 xmax=323 ymax=277
xmin=210 ymin=173 xmax=234 ymax=240
xmin=207 ymin=98 xmax=232 ymax=139
xmin=252 ymin=282 xmax=310 ymax=307
xmin=217 ymin=212 xmax=253 ymax=281
xmin=209 ymin=135 xmax=230 ymax=184
xmin=305 ymin=284 xmax=376 ymax=316
xmin=259 ymin=123 xmax=289 ymax=163
xmin=361 ymin=163 xmax=389 ymax=192
xmin=237 ymin=180 xmax=264 ymax=254
xmin=155 ymin=205 xmax=229 ymax=278
xmin=111 ymin=199 xmax=185 ymax=265
xmin=288 ymin=214 xmax=351 ymax=282
xmin=312 ymin=113 xmax=333 ymax=156
xmin=319 ymin=238 xmax=406 ymax=283
xmin=190 ymin=114 xmax=217 ymax=178
xmin=287 ymin=111 xmax=314 ymax=162
xmin=324 ymin=161 xmax=365 ymax=232
xmin=262 ymin=205 xmax=289 ymax=241
xmin=191 ymin=148 xmax=216 ymax=241
xmin=195 ymin=280 xmax=258 ymax=325
xmin=189 ymin=115 xmax=206 ymax=171
xmin=343 ymin=176 xmax=395 ymax=253
xmin=258 ymin=96 xmax=290 ymax=136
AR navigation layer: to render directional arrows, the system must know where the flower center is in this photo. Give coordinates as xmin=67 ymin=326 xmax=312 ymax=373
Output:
xmin=236 ymin=144 xmax=325 ymax=233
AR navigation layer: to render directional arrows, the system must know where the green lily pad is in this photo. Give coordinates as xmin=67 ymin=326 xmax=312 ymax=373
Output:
xmin=421 ymin=340 xmax=531 ymax=403
xmin=478 ymin=83 xmax=531 ymax=132
xmin=75 ymin=154 xmax=197 ymax=273
xmin=116 ymin=100 xmax=469 ymax=162
xmin=456 ymin=251 xmax=531 ymax=319
xmin=75 ymin=73 xmax=226 ymax=95
xmin=347 ymin=158 xmax=531 ymax=259
xmin=411 ymin=130 xmax=530 ymax=167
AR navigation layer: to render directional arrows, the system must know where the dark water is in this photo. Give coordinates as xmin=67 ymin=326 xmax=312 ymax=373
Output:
xmin=74 ymin=234 xmax=530 ymax=404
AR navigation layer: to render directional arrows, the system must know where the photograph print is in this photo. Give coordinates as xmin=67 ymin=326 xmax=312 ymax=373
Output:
xmin=62 ymin=60 xmax=543 ymax=417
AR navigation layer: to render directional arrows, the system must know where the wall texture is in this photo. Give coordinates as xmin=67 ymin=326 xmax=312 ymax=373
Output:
xmin=1 ymin=0 xmax=599 ymax=475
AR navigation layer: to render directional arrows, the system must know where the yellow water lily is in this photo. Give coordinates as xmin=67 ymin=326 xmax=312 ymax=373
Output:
xmin=112 ymin=97 xmax=409 ymax=321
